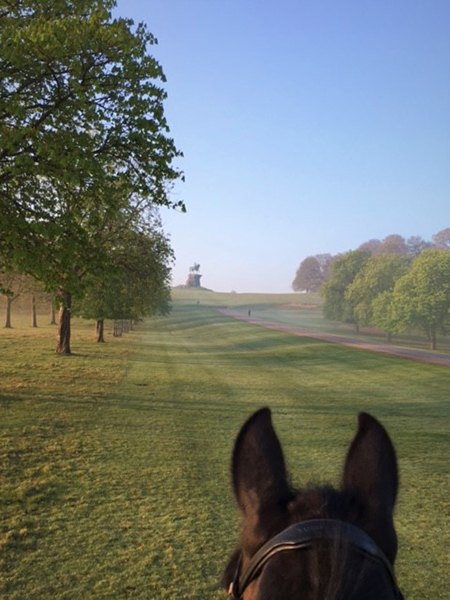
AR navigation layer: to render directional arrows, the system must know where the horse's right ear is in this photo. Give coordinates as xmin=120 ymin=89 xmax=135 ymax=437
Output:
xmin=232 ymin=408 xmax=293 ymax=540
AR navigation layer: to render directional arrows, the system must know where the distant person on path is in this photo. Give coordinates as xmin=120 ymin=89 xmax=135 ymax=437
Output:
xmin=248 ymin=310 xmax=251 ymax=317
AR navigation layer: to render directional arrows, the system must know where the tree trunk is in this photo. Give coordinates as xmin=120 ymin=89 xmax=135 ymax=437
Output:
xmin=50 ymin=300 xmax=57 ymax=325
xmin=31 ymin=294 xmax=38 ymax=327
xmin=5 ymin=297 xmax=12 ymax=328
xmin=386 ymin=332 xmax=392 ymax=343
xmin=430 ymin=331 xmax=437 ymax=350
xmin=56 ymin=291 xmax=72 ymax=354
xmin=113 ymin=320 xmax=122 ymax=337
xmin=355 ymin=323 xmax=360 ymax=334
xmin=96 ymin=319 xmax=105 ymax=343
xmin=129 ymin=319 xmax=133 ymax=331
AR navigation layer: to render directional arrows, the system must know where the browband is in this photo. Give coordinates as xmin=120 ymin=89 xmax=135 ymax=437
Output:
xmin=229 ymin=518 xmax=403 ymax=599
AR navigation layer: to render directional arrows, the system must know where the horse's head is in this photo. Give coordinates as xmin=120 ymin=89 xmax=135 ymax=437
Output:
xmin=223 ymin=408 xmax=403 ymax=599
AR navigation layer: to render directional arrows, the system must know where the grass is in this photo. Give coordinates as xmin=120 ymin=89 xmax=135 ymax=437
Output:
xmin=172 ymin=287 xmax=450 ymax=353
xmin=1 ymin=290 xmax=449 ymax=598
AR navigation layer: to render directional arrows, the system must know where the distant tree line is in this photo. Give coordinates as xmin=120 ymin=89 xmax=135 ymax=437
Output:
xmin=292 ymin=228 xmax=450 ymax=349
xmin=0 ymin=272 xmax=53 ymax=329
xmin=0 ymin=1 xmax=183 ymax=353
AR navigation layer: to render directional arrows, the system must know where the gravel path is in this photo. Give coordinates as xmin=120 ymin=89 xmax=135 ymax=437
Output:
xmin=216 ymin=308 xmax=450 ymax=368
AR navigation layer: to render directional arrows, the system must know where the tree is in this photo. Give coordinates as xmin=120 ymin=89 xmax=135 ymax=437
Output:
xmin=27 ymin=281 xmax=50 ymax=328
xmin=292 ymin=256 xmax=322 ymax=292
xmin=321 ymin=250 xmax=370 ymax=327
xmin=406 ymin=235 xmax=431 ymax=257
xmin=292 ymin=254 xmax=333 ymax=292
xmin=371 ymin=292 xmax=400 ymax=343
xmin=392 ymin=250 xmax=450 ymax=349
xmin=314 ymin=253 xmax=334 ymax=282
xmin=0 ymin=272 xmax=30 ymax=328
xmin=374 ymin=234 xmax=408 ymax=255
xmin=358 ymin=239 xmax=381 ymax=254
xmin=76 ymin=223 xmax=173 ymax=342
xmin=432 ymin=228 xmax=450 ymax=250
xmin=0 ymin=0 xmax=183 ymax=353
xmin=345 ymin=254 xmax=409 ymax=332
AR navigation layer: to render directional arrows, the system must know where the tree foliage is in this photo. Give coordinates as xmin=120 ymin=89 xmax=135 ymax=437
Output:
xmin=1 ymin=0 xmax=183 ymax=214
xmin=374 ymin=234 xmax=408 ymax=255
xmin=406 ymin=235 xmax=431 ymax=256
xmin=300 ymin=228 xmax=450 ymax=347
xmin=292 ymin=254 xmax=333 ymax=292
xmin=392 ymin=250 xmax=450 ymax=349
xmin=0 ymin=0 xmax=183 ymax=352
xmin=77 ymin=223 xmax=173 ymax=326
xmin=292 ymin=256 xmax=322 ymax=292
xmin=320 ymin=250 xmax=369 ymax=323
xmin=345 ymin=254 xmax=409 ymax=327
xmin=432 ymin=228 xmax=450 ymax=250
xmin=358 ymin=239 xmax=381 ymax=254
xmin=371 ymin=291 xmax=399 ymax=341
xmin=1 ymin=0 xmax=182 ymax=267
xmin=319 ymin=246 xmax=450 ymax=348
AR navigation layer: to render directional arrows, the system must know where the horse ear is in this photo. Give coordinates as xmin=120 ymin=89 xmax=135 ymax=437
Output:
xmin=342 ymin=412 xmax=398 ymax=519
xmin=232 ymin=408 xmax=293 ymax=530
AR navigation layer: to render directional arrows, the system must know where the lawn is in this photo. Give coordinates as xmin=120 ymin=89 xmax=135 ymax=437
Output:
xmin=1 ymin=292 xmax=449 ymax=598
xmin=171 ymin=287 xmax=450 ymax=353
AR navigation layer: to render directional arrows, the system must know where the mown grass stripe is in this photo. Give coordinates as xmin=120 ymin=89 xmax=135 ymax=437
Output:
xmin=1 ymin=299 xmax=449 ymax=598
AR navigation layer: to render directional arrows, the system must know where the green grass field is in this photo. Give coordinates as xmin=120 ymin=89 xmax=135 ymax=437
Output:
xmin=171 ymin=287 xmax=450 ymax=353
xmin=1 ymin=290 xmax=449 ymax=598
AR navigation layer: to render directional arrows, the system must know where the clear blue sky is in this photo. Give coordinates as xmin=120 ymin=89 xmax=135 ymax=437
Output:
xmin=116 ymin=0 xmax=449 ymax=293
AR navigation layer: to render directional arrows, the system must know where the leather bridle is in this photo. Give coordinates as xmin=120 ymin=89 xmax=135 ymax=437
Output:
xmin=228 ymin=519 xmax=404 ymax=599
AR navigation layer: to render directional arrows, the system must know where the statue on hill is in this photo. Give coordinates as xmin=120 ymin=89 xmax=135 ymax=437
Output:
xmin=186 ymin=263 xmax=202 ymax=288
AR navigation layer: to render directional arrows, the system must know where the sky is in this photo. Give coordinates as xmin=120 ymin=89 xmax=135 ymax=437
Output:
xmin=115 ymin=0 xmax=449 ymax=293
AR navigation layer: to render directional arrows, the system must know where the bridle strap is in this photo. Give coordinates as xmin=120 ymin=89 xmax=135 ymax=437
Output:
xmin=229 ymin=519 xmax=403 ymax=599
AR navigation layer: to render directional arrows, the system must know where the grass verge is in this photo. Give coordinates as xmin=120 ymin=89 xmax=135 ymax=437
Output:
xmin=1 ymin=300 xmax=449 ymax=598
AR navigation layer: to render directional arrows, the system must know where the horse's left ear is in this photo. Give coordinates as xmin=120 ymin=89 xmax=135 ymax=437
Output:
xmin=342 ymin=412 xmax=399 ymax=558
xmin=232 ymin=408 xmax=293 ymax=540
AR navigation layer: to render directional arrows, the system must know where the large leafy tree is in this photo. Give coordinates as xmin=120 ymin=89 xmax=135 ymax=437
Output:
xmin=320 ymin=250 xmax=369 ymax=327
xmin=76 ymin=223 xmax=173 ymax=342
xmin=432 ymin=228 xmax=450 ymax=250
xmin=374 ymin=234 xmax=408 ymax=255
xmin=358 ymin=234 xmax=433 ymax=258
xmin=371 ymin=291 xmax=403 ymax=343
xmin=0 ymin=0 xmax=183 ymax=353
xmin=292 ymin=256 xmax=322 ymax=293
xmin=358 ymin=239 xmax=381 ymax=254
xmin=392 ymin=250 xmax=450 ymax=349
xmin=406 ymin=235 xmax=431 ymax=257
xmin=292 ymin=254 xmax=333 ymax=292
xmin=345 ymin=254 xmax=409 ymax=331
